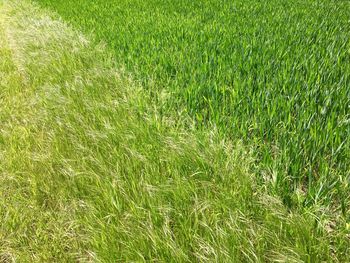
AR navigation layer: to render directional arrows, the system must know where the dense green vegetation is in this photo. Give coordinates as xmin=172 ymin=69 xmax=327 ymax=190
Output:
xmin=35 ymin=0 xmax=350 ymax=208
xmin=1 ymin=0 xmax=349 ymax=261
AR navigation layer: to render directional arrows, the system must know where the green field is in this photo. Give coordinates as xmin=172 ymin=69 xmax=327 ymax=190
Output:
xmin=35 ymin=0 xmax=350 ymax=206
xmin=1 ymin=0 xmax=349 ymax=261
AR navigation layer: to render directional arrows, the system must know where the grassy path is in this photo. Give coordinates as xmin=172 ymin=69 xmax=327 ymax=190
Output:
xmin=0 ymin=0 xmax=349 ymax=261
xmin=0 ymin=1 xmax=92 ymax=260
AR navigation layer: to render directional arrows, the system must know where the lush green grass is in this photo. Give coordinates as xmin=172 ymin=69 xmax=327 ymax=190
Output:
xmin=34 ymin=0 xmax=350 ymax=209
xmin=1 ymin=0 xmax=349 ymax=261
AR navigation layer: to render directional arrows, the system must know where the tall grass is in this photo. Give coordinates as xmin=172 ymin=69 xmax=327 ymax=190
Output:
xmin=1 ymin=0 xmax=349 ymax=261
xmin=35 ymin=0 xmax=350 ymax=210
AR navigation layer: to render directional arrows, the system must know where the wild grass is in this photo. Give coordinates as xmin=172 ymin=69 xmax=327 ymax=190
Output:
xmin=35 ymin=0 xmax=350 ymax=210
xmin=1 ymin=0 xmax=349 ymax=261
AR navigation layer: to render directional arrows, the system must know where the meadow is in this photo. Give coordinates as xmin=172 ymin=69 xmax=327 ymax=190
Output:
xmin=1 ymin=0 xmax=349 ymax=261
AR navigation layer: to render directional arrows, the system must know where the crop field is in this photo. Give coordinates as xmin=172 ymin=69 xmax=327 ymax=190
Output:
xmin=1 ymin=0 xmax=349 ymax=262
xmin=35 ymin=0 xmax=350 ymax=205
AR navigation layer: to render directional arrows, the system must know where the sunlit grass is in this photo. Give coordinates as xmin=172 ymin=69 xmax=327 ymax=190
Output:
xmin=1 ymin=0 xmax=349 ymax=261
xmin=35 ymin=0 xmax=350 ymax=210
